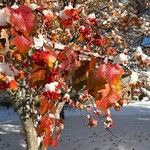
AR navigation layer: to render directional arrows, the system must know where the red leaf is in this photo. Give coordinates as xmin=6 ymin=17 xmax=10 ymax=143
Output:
xmin=37 ymin=115 xmax=53 ymax=136
xmin=87 ymin=115 xmax=98 ymax=127
xmin=51 ymin=134 xmax=60 ymax=147
xmin=92 ymin=37 xmax=109 ymax=47
xmin=38 ymin=115 xmax=54 ymax=148
xmin=58 ymin=47 xmax=77 ymax=72
xmin=0 ymin=81 xmax=9 ymax=90
xmin=12 ymin=35 xmax=31 ymax=54
xmin=32 ymin=51 xmax=57 ymax=68
xmin=10 ymin=6 xmax=35 ymax=37
xmin=64 ymin=9 xmax=79 ymax=20
xmin=96 ymin=63 xmax=124 ymax=111
xmin=97 ymin=63 xmax=124 ymax=85
xmin=42 ymin=131 xmax=52 ymax=149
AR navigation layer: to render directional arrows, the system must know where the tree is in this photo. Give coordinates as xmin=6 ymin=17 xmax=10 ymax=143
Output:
xmin=0 ymin=0 xmax=149 ymax=150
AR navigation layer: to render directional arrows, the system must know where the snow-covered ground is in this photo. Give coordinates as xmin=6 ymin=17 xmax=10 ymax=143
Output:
xmin=1 ymin=99 xmax=150 ymax=150
xmin=0 ymin=107 xmax=26 ymax=150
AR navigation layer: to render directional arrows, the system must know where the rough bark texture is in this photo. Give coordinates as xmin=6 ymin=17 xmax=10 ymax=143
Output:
xmin=21 ymin=118 xmax=39 ymax=150
xmin=20 ymin=102 xmax=65 ymax=150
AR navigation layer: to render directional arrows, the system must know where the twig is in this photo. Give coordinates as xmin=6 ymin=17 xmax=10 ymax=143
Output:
xmin=90 ymin=99 xmax=122 ymax=140
xmin=106 ymin=127 xmax=122 ymax=140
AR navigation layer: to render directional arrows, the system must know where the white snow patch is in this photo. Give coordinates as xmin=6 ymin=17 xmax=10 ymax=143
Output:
xmin=130 ymin=71 xmax=139 ymax=84
xmin=0 ymin=63 xmax=19 ymax=77
xmin=0 ymin=8 xmax=10 ymax=26
xmin=114 ymin=53 xmax=128 ymax=65
xmin=29 ymin=3 xmax=39 ymax=11
xmin=33 ymin=34 xmax=45 ymax=49
xmin=1 ymin=100 xmax=150 ymax=150
xmin=11 ymin=3 xmax=19 ymax=9
xmin=54 ymin=43 xmax=65 ymax=50
xmin=88 ymin=13 xmax=96 ymax=19
xmin=44 ymin=82 xmax=59 ymax=92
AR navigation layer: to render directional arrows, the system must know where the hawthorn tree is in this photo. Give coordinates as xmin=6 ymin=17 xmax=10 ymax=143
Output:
xmin=0 ymin=0 xmax=149 ymax=150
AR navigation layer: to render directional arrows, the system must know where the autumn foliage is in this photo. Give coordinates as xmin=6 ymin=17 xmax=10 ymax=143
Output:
xmin=0 ymin=0 xmax=149 ymax=149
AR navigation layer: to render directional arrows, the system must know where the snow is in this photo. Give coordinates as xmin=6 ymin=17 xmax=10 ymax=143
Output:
xmin=121 ymin=10 xmax=128 ymax=17
xmin=44 ymin=82 xmax=59 ymax=92
xmin=114 ymin=53 xmax=128 ymax=65
xmin=0 ymin=107 xmax=26 ymax=150
xmin=64 ymin=4 xmax=73 ymax=10
xmin=11 ymin=4 xmax=19 ymax=9
xmin=130 ymin=71 xmax=139 ymax=84
xmin=29 ymin=3 xmax=39 ymax=11
xmin=141 ymin=88 xmax=150 ymax=98
xmin=136 ymin=46 xmax=143 ymax=54
xmin=0 ymin=8 xmax=9 ymax=26
xmin=135 ymin=46 xmax=150 ymax=62
xmin=0 ymin=63 xmax=19 ymax=77
xmin=0 ymin=63 xmax=19 ymax=83
xmin=33 ymin=34 xmax=45 ymax=49
xmin=88 ymin=13 xmax=96 ymax=19
xmin=1 ymin=100 xmax=150 ymax=150
xmin=54 ymin=43 xmax=65 ymax=50
xmin=43 ymin=10 xmax=53 ymax=16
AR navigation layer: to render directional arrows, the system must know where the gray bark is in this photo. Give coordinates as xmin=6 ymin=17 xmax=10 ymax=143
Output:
xmin=21 ymin=118 xmax=39 ymax=150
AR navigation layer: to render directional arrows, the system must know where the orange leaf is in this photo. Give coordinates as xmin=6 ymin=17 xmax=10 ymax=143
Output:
xmin=44 ymin=54 xmax=57 ymax=68
xmin=87 ymin=72 xmax=107 ymax=99
xmin=88 ymin=57 xmax=96 ymax=72
xmin=37 ymin=115 xmax=53 ymax=136
xmin=72 ymin=61 xmax=89 ymax=90
xmin=13 ymin=52 xmax=22 ymax=61
xmin=96 ymin=86 xmax=120 ymax=111
xmin=39 ymin=98 xmax=49 ymax=115
xmin=39 ymin=97 xmax=57 ymax=115
xmin=17 ymin=70 xmax=25 ymax=79
xmin=9 ymin=80 xmax=17 ymax=90
xmin=106 ymin=47 xmax=117 ymax=56
xmin=12 ymin=35 xmax=31 ymax=55
xmin=29 ymin=67 xmax=47 ymax=87
xmin=77 ymin=34 xmax=84 ymax=42
xmin=87 ymin=57 xmax=107 ymax=99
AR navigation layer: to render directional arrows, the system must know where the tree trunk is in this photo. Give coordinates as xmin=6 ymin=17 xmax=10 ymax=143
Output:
xmin=21 ymin=118 xmax=39 ymax=150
